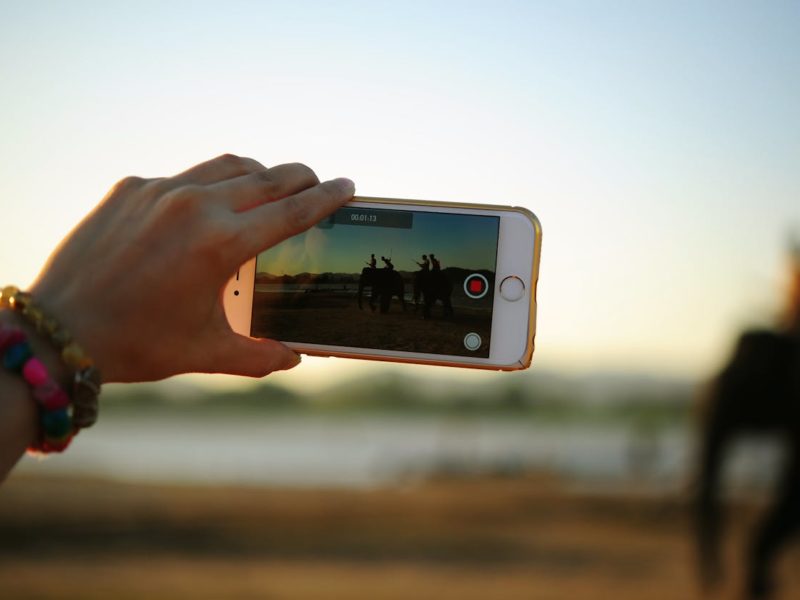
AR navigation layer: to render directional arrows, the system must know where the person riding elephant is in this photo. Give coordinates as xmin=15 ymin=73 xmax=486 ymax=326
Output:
xmin=413 ymin=254 xmax=430 ymax=307
xmin=358 ymin=266 xmax=405 ymax=313
xmin=417 ymin=268 xmax=453 ymax=319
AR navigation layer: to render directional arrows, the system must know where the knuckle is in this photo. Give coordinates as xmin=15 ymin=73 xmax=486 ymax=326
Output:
xmin=101 ymin=176 xmax=150 ymax=209
xmin=254 ymin=169 xmax=275 ymax=185
xmin=283 ymin=196 xmax=313 ymax=233
xmin=161 ymin=184 xmax=206 ymax=216
xmin=287 ymin=162 xmax=319 ymax=185
xmin=111 ymin=175 xmax=147 ymax=195
xmin=217 ymin=153 xmax=262 ymax=175
xmin=251 ymin=171 xmax=279 ymax=201
xmin=169 ymin=183 xmax=205 ymax=203
xmin=217 ymin=153 xmax=245 ymax=166
xmin=143 ymin=177 xmax=170 ymax=196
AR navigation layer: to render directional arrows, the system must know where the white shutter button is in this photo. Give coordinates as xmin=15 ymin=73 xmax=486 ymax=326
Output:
xmin=499 ymin=276 xmax=525 ymax=302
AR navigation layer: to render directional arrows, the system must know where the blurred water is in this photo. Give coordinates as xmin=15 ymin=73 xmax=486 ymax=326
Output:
xmin=15 ymin=415 xmax=782 ymax=490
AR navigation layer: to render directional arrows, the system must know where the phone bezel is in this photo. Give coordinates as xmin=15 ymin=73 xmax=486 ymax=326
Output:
xmin=224 ymin=197 xmax=541 ymax=370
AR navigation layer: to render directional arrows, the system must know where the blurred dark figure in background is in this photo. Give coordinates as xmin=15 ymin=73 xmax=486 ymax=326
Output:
xmin=695 ymin=241 xmax=800 ymax=599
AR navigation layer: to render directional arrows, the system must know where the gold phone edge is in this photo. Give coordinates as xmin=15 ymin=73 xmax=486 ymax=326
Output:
xmin=290 ymin=196 xmax=543 ymax=372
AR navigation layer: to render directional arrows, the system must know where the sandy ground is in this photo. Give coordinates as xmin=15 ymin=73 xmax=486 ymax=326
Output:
xmin=252 ymin=291 xmax=493 ymax=356
xmin=0 ymin=474 xmax=798 ymax=600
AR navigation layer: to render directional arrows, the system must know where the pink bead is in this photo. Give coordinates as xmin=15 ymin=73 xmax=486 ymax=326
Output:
xmin=22 ymin=357 xmax=49 ymax=387
xmin=33 ymin=381 xmax=70 ymax=411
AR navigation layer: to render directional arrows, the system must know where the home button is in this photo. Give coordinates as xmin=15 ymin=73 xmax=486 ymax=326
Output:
xmin=499 ymin=276 xmax=525 ymax=302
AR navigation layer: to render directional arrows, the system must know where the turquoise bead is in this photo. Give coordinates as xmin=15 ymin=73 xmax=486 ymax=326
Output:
xmin=42 ymin=408 xmax=72 ymax=438
xmin=2 ymin=341 xmax=32 ymax=372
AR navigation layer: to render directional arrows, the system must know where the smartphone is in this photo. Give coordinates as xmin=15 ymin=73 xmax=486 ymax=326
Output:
xmin=224 ymin=196 xmax=542 ymax=370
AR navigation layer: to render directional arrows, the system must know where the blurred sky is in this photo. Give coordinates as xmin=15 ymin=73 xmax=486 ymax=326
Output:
xmin=1 ymin=1 xmax=798 ymax=388
xmin=257 ymin=210 xmax=499 ymax=275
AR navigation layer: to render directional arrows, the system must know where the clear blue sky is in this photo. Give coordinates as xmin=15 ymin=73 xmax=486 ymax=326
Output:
xmin=1 ymin=1 xmax=798 ymax=385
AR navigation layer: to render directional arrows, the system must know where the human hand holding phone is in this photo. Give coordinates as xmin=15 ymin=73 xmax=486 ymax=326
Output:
xmin=225 ymin=198 xmax=542 ymax=370
xmin=28 ymin=154 xmax=355 ymax=382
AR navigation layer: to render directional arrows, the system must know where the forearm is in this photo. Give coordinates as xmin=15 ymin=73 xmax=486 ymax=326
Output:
xmin=0 ymin=310 xmax=70 ymax=480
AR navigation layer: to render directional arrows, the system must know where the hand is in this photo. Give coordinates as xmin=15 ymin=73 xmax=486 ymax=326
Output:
xmin=29 ymin=154 xmax=355 ymax=382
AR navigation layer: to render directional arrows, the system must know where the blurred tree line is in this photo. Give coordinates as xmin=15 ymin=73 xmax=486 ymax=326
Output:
xmin=101 ymin=370 xmax=693 ymax=428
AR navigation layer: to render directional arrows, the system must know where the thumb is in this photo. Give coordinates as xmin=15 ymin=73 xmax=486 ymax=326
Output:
xmin=213 ymin=334 xmax=302 ymax=378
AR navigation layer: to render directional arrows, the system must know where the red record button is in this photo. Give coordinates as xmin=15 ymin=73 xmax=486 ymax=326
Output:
xmin=463 ymin=273 xmax=489 ymax=299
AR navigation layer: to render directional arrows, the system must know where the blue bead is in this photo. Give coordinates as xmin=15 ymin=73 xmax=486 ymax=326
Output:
xmin=42 ymin=408 xmax=72 ymax=438
xmin=2 ymin=341 xmax=31 ymax=372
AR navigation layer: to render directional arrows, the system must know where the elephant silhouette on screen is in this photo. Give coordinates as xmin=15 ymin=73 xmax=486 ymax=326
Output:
xmin=357 ymin=267 xmax=405 ymax=313
xmin=417 ymin=270 xmax=453 ymax=319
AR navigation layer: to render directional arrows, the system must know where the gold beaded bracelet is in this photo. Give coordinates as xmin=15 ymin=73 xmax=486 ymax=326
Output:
xmin=0 ymin=285 xmax=101 ymax=429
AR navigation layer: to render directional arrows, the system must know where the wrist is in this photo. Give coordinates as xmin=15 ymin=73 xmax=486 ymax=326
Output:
xmin=0 ymin=309 xmax=59 ymax=457
xmin=28 ymin=281 xmax=121 ymax=382
xmin=1 ymin=286 xmax=102 ymax=433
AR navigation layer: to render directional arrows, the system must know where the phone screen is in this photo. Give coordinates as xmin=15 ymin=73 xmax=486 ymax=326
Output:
xmin=251 ymin=206 xmax=500 ymax=357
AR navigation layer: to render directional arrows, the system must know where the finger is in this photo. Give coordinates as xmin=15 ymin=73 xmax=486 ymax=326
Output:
xmin=235 ymin=177 xmax=355 ymax=258
xmin=206 ymin=162 xmax=320 ymax=212
xmin=172 ymin=154 xmax=267 ymax=186
xmin=210 ymin=334 xmax=302 ymax=378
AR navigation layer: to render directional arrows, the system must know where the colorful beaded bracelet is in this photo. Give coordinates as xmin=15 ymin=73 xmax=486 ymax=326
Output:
xmin=0 ymin=324 xmax=75 ymax=453
xmin=0 ymin=285 xmax=100 ymax=430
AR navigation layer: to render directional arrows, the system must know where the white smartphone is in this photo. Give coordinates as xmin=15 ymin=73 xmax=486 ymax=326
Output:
xmin=224 ymin=196 xmax=542 ymax=370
